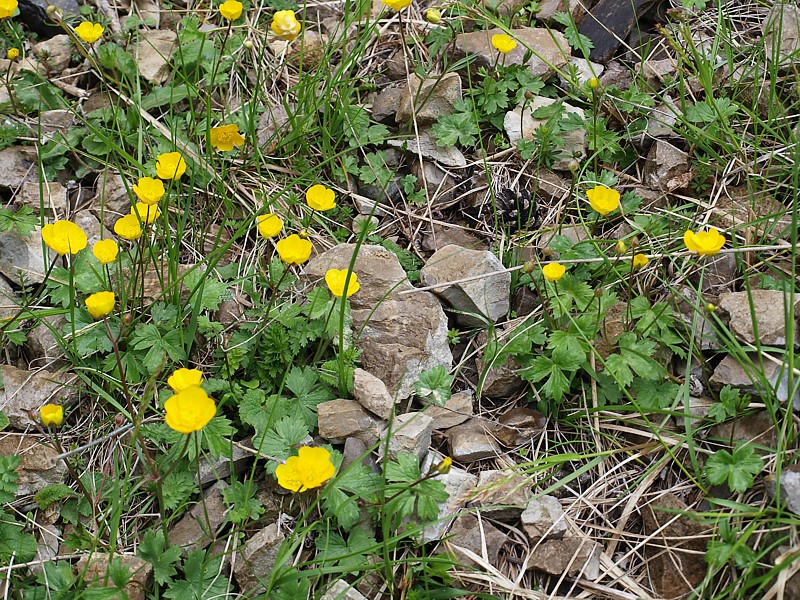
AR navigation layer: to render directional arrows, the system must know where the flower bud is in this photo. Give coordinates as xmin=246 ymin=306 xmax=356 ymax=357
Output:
xmin=114 ymin=413 xmax=126 ymax=427
xmin=706 ymin=303 xmax=716 ymax=313
xmin=425 ymin=8 xmax=441 ymax=23
xmin=298 ymin=228 xmax=310 ymax=240
xmin=243 ymin=39 xmax=254 ymax=49
xmin=435 ymin=456 xmax=452 ymax=475
xmin=587 ymin=77 xmax=599 ymax=89
xmin=523 ymin=261 xmax=535 ymax=274
xmin=594 ymin=288 xmax=604 ymax=298
xmin=615 ymin=240 xmax=627 ymax=254
xmin=122 ymin=312 xmax=133 ymax=325
xmin=524 ymin=90 xmax=533 ymax=100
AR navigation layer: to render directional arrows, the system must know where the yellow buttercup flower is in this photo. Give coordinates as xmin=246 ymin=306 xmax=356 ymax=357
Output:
xmin=276 ymin=234 xmax=313 ymax=265
xmin=632 ymin=253 xmax=649 ymax=268
xmin=167 ymin=368 xmax=204 ymax=392
xmin=164 ymin=386 xmax=217 ymax=434
xmin=542 ymin=262 xmax=566 ymax=282
xmin=275 ymin=446 xmax=336 ymax=492
xmin=587 ymin=77 xmax=599 ymax=90
xmin=133 ymin=177 xmax=165 ymax=205
xmin=85 ymin=291 xmax=115 ymax=319
xmin=325 ymin=269 xmax=360 ymax=298
xmin=39 ymin=404 xmax=63 ymax=427
xmin=615 ymin=240 xmax=627 ymax=254
xmin=132 ymin=202 xmax=161 ymax=225
xmin=74 ymin=22 xmax=104 ymax=44
xmin=382 ymin=0 xmax=411 ymax=10
xmin=0 ymin=0 xmax=17 ymax=19
xmin=683 ymin=227 xmax=726 ymax=256
xmin=210 ymin=124 xmax=246 ymax=152
xmin=114 ymin=214 xmax=143 ymax=241
xmin=306 ymin=184 xmax=336 ymax=211
xmin=155 ymin=152 xmax=187 ymax=180
xmin=586 ymin=185 xmax=620 ymax=216
xmin=257 ymin=213 xmax=283 ymax=239
xmin=491 ymin=33 xmax=517 ymax=54
xmin=270 ymin=10 xmax=301 ymax=40
xmin=92 ymin=239 xmax=119 ymax=264
xmin=41 ymin=220 xmax=88 ymax=255
xmin=6 ymin=47 xmax=19 ymax=60
xmin=219 ymin=0 xmax=243 ymax=20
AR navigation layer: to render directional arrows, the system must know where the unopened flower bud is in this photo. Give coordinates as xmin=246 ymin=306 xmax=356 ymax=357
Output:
xmin=298 ymin=228 xmax=310 ymax=240
xmin=524 ymin=90 xmax=533 ymax=100
xmin=435 ymin=456 xmax=452 ymax=475
xmin=114 ymin=413 xmax=126 ymax=427
xmin=243 ymin=39 xmax=253 ymax=49
xmin=706 ymin=303 xmax=716 ymax=312
xmin=425 ymin=8 xmax=441 ymax=23
xmin=523 ymin=261 xmax=535 ymax=274
xmin=615 ymin=240 xmax=627 ymax=254
xmin=122 ymin=312 xmax=133 ymax=325
xmin=587 ymin=77 xmax=599 ymax=90
xmin=594 ymin=288 xmax=604 ymax=298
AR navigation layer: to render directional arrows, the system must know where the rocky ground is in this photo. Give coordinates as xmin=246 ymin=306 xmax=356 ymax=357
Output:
xmin=1 ymin=0 xmax=800 ymax=598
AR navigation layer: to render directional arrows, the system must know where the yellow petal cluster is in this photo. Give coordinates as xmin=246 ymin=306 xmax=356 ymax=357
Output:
xmin=0 ymin=0 xmax=17 ymax=19
xmin=164 ymin=386 xmax=217 ymax=434
xmin=156 ymin=152 xmax=187 ymax=180
xmin=632 ymin=253 xmax=649 ymax=268
xmin=74 ymin=22 xmax=104 ymax=43
xmin=683 ymin=228 xmax=726 ymax=256
xmin=41 ymin=220 xmax=88 ymax=255
xmin=542 ymin=262 xmax=566 ymax=282
xmin=7 ymin=47 xmax=19 ymax=60
xmin=325 ymin=269 xmax=360 ymax=298
xmin=39 ymin=404 xmax=63 ymax=427
xmin=132 ymin=202 xmax=161 ymax=225
xmin=270 ymin=10 xmax=301 ymax=40
xmin=257 ymin=213 xmax=283 ymax=239
xmin=167 ymin=368 xmax=204 ymax=392
xmin=219 ymin=0 xmax=243 ymax=20
xmin=114 ymin=214 xmax=143 ymax=241
xmin=586 ymin=185 xmax=620 ymax=216
xmin=491 ymin=33 xmax=517 ymax=54
xmin=306 ymin=184 xmax=336 ymax=211
xmin=210 ymin=124 xmax=246 ymax=152
xmin=92 ymin=239 xmax=119 ymax=264
xmin=275 ymin=446 xmax=336 ymax=492
xmin=133 ymin=177 xmax=165 ymax=205
xmin=382 ymin=0 xmax=411 ymax=10
xmin=85 ymin=291 xmax=115 ymax=319
xmin=276 ymin=234 xmax=313 ymax=265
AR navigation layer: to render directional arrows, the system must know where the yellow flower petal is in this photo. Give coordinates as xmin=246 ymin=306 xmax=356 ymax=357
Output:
xmin=324 ymin=269 xmax=360 ymax=297
xmin=683 ymin=228 xmax=725 ymax=256
xmin=41 ymin=220 xmax=88 ymax=255
xmin=114 ymin=214 xmax=143 ymax=241
xmin=270 ymin=9 xmax=301 ymax=40
xmin=164 ymin=386 xmax=217 ymax=434
xmin=132 ymin=202 xmax=161 ymax=225
xmin=276 ymin=234 xmax=313 ymax=265
xmin=491 ymin=33 xmax=517 ymax=54
xmin=155 ymin=152 xmax=187 ymax=180
xmin=167 ymin=368 xmax=204 ymax=392
xmin=133 ymin=177 xmax=165 ymax=205
xmin=586 ymin=185 xmax=620 ymax=216
xmin=306 ymin=184 xmax=336 ymax=211
xmin=0 ymin=0 xmax=17 ymax=19
xmin=276 ymin=446 xmax=336 ymax=491
xmin=39 ymin=404 xmax=63 ymax=427
xmin=219 ymin=0 xmax=243 ymax=20
xmin=74 ymin=22 xmax=104 ymax=44
xmin=257 ymin=213 xmax=283 ymax=239
xmin=85 ymin=291 xmax=115 ymax=319
xmin=542 ymin=262 xmax=566 ymax=282
xmin=92 ymin=239 xmax=119 ymax=264
xmin=210 ymin=124 xmax=246 ymax=152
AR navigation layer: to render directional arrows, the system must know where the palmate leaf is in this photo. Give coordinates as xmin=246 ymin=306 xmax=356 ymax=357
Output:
xmin=138 ymin=530 xmax=182 ymax=585
xmin=705 ymin=445 xmax=764 ymax=493
xmin=0 ymin=454 xmax=20 ymax=503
